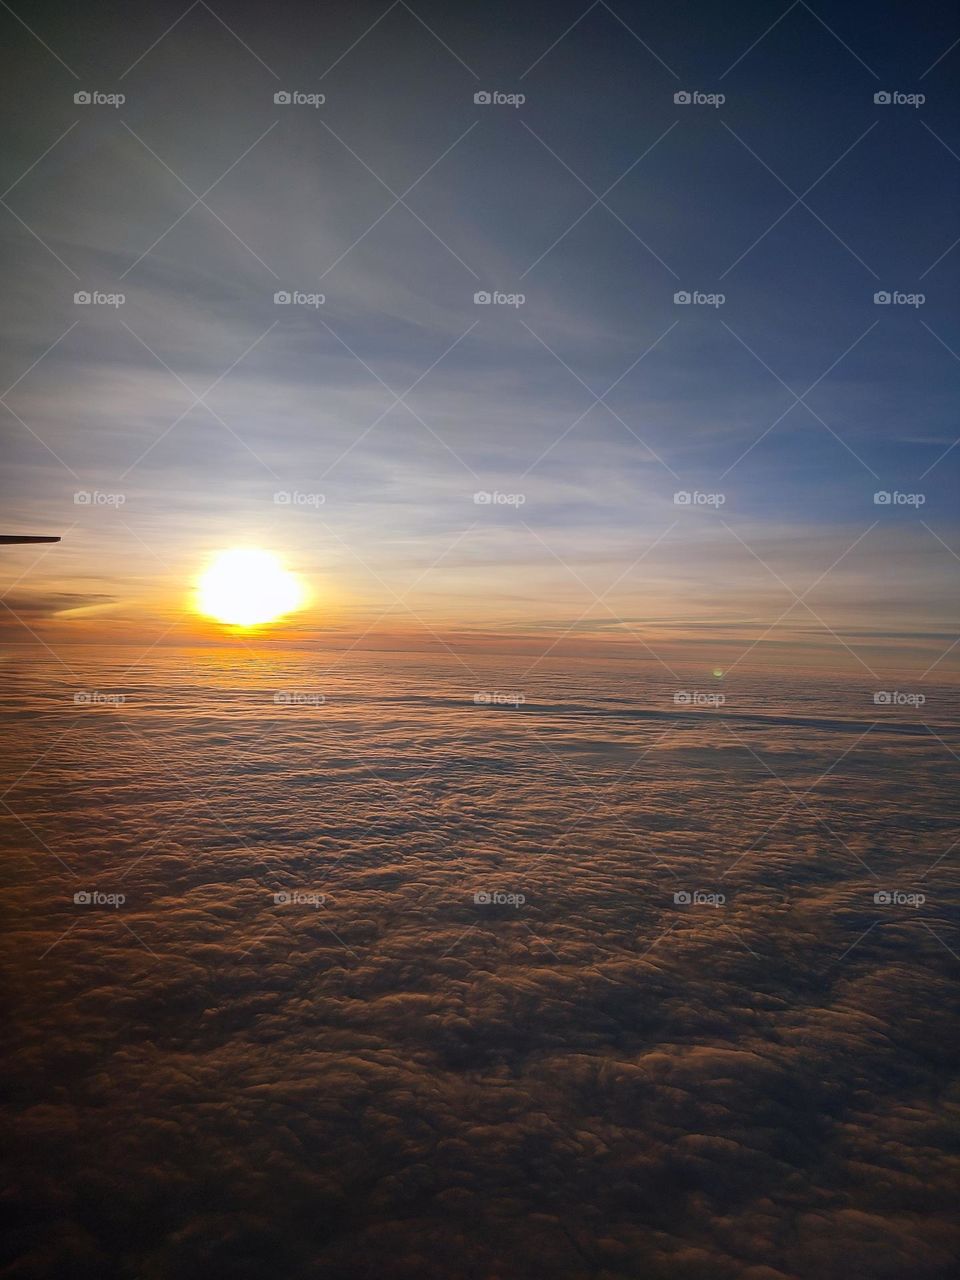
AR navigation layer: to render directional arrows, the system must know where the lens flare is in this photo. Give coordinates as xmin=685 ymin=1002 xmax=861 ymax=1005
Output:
xmin=196 ymin=549 xmax=305 ymax=627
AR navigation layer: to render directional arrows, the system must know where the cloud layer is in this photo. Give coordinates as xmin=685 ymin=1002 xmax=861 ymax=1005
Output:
xmin=2 ymin=648 xmax=958 ymax=1278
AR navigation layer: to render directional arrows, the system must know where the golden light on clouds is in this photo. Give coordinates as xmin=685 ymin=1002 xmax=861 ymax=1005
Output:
xmin=195 ymin=549 xmax=306 ymax=628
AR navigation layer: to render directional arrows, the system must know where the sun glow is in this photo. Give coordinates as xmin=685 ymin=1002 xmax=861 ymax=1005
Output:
xmin=196 ymin=548 xmax=306 ymax=627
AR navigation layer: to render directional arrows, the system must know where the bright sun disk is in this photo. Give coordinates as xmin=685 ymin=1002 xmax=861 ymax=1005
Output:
xmin=196 ymin=548 xmax=306 ymax=627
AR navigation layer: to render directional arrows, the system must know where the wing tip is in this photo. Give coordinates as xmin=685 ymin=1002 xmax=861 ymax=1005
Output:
xmin=0 ymin=535 xmax=62 ymax=544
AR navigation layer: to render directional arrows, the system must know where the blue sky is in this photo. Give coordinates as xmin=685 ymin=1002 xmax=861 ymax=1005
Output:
xmin=1 ymin=0 xmax=958 ymax=669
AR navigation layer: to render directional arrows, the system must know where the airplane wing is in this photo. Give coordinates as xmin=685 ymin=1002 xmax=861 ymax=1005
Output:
xmin=0 ymin=536 xmax=61 ymax=544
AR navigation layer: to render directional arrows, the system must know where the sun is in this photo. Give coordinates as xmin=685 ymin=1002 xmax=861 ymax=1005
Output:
xmin=195 ymin=548 xmax=306 ymax=627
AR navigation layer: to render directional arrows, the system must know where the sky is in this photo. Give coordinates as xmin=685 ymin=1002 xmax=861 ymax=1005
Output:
xmin=1 ymin=0 xmax=958 ymax=672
